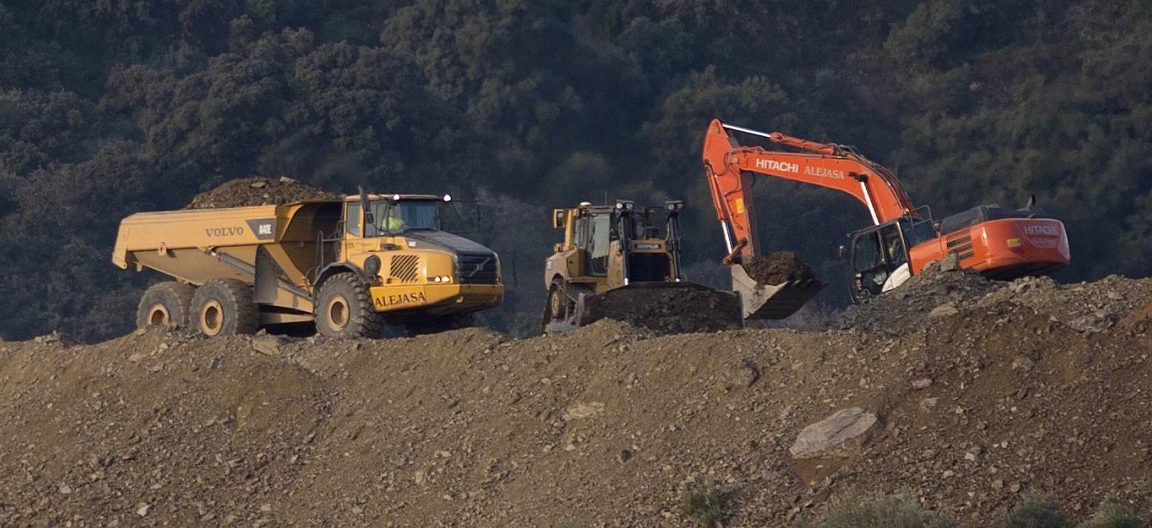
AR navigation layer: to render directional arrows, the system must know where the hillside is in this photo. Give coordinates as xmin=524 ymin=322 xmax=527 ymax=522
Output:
xmin=2 ymin=272 xmax=1151 ymax=526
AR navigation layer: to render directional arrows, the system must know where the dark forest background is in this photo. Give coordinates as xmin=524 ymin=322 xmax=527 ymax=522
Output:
xmin=1 ymin=0 xmax=1150 ymax=341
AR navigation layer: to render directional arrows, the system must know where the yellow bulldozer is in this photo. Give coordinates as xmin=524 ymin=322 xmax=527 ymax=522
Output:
xmin=113 ymin=191 xmax=503 ymax=338
xmin=542 ymin=200 xmax=742 ymax=334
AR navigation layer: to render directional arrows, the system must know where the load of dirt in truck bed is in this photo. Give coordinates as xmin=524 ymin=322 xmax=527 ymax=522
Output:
xmin=5 ymin=272 xmax=1152 ymax=527
xmin=185 ymin=177 xmax=340 ymax=209
xmin=740 ymin=251 xmax=819 ymax=284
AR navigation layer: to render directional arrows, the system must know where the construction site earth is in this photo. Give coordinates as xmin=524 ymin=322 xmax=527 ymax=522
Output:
xmin=2 ymin=179 xmax=1149 ymax=526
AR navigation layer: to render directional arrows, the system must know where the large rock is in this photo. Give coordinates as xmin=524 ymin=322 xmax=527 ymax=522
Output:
xmin=789 ymin=407 xmax=880 ymax=459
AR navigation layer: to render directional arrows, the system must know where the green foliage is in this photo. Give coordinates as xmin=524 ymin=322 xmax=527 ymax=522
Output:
xmin=798 ymin=491 xmax=956 ymax=528
xmin=0 ymin=1 xmax=1149 ymax=341
xmin=679 ymin=482 xmax=725 ymax=528
xmin=1076 ymin=502 xmax=1142 ymax=528
xmin=1000 ymin=493 xmax=1068 ymax=528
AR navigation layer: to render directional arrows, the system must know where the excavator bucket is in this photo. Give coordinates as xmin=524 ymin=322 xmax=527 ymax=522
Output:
xmin=571 ymin=282 xmax=744 ymax=334
xmin=731 ymin=264 xmax=824 ymax=320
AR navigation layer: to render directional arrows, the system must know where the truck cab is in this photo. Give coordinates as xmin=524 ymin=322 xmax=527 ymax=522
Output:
xmin=318 ymin=194 xmax=503 ymax=323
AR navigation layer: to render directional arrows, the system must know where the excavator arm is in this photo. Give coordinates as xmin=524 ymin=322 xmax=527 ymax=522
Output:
xmin=703 ymin=119 xmax=918 ymax=261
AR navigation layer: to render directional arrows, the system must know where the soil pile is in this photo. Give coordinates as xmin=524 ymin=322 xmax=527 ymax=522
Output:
xmin=580 ymin=285 xmax=743 ymax=334
xmin=185 ymin=177 xmax=340 ymax=209
xmin=3 ymin=274 xmax=1152 ymax=527
xmin=741 ymin=252 xmax=820 ymax=284
xmin=834 ymin=262 xmax=1152 ymax=337
xmin=833 ymin=262 xmax=1003 ymax=335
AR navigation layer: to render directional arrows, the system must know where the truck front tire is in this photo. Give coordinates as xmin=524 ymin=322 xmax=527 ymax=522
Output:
xmin=137 ymin=282 xmax=196 ymax=329
xmin=315 ymin=272 xmax=385 ymax=338
xmin=190 ymin=279 xmax=259 ymax=336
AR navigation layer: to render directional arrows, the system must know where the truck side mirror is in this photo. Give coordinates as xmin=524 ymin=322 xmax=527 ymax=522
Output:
xmin=553 ymin=209 xmax=566 ymax=229
xmin=838 ymin=244 xmax=847 ymax=259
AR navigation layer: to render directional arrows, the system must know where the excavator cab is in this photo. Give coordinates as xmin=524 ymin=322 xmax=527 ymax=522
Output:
xmin=846 ymin=217 xmax=934 ymax=302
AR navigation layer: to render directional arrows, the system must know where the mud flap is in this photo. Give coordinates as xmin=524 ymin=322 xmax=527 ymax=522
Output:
xmin=731 ymin=265 xmax=824 ymax=320
xmin=568 ymin=282 xmax=744 ymax=334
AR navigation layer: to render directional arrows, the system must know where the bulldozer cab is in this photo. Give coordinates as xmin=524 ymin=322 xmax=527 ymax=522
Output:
xmin=577 ymin=210 xmax=612 ymax=277
xmin=548 ymin=201 xmax=686 ymax=292
xmin=542 ymin=200 xmax=742 ymax=334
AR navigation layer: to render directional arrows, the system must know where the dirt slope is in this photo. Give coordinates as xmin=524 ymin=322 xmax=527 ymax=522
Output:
xmin=3 ymin=273 xmax=1152 ymax=527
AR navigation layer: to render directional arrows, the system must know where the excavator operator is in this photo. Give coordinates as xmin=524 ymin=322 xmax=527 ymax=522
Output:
xmin=886 ymin=233 xmax=906 ymax=266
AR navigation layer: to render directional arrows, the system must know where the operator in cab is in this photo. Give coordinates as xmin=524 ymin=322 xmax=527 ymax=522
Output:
xmin=384 ymin=206 xmax=406 ymax=232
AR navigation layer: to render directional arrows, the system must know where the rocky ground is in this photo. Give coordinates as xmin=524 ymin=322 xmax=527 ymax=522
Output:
xmin=3 ymin=269 xmax=1152 ymax=527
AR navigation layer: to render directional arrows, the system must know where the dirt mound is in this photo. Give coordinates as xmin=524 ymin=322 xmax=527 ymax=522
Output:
xmin=580 ymin=285 xmax=743 ymax=334
xmin=3 ymin=275 xmax=1152 ymax=526
xmin=185 ymin=177 xmax=340 ymax=209
xmin=741 ymin=251 xmax=819 ymax=284
xmin=834 ymin=262 xmax=1004 ymax=335
xmin=834 ymin=261 xmax=1152 ymax=337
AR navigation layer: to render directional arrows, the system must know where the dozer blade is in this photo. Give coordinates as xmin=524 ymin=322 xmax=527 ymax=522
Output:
xmin=573 ymin=282 xmax=743 ymax=334
xmin=731 ymin=265 xmax=824 ymax=320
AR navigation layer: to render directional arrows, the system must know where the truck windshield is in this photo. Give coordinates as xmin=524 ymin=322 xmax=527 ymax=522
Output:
xmin=368 ymin=200 xmax=440 ymax=235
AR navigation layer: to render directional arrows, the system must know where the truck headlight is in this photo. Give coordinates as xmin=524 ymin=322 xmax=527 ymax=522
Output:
xmin=364 ymin=255 xmax=381 ymax=278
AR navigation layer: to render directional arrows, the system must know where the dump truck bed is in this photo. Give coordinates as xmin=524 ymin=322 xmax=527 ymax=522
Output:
xmin=112 ymin=202 xmax=344 ymax=317
xmin=113 ymin=202 xmax=339 ymax=283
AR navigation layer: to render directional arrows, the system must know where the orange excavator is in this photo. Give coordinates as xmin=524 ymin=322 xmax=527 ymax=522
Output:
xmin=703 ymin=118 xmax=1070 ymax=305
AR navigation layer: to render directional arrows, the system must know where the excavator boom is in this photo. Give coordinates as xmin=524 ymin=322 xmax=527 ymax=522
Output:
xmin=704 ymin=119 xmax=918 ymax=260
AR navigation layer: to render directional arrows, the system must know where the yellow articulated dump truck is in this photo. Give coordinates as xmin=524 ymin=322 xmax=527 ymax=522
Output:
xmin=112 ymin=193 xmax=503 ymax=338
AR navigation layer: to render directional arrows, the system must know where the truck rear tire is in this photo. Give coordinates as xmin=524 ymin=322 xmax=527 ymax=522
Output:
xmin=137 ymin=282 xmax=196 ymax=329
xmin=315 ymin=272 xmax=385 ymax=338
xmin=190 ymin=279 xmax=259 ymax=336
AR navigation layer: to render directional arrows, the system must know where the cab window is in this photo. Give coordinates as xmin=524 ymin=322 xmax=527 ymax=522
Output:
xmin=853 ymin=232 xmax=882 ymax=273
xmin=880 ymin=224 xmax=906 ymax=266
xmin=587 ymin=214 xmax=611 ymax=275
xmin=345 ymin=202 xmax=362 ymax=237
xmin=365 ymin=200 xmax=441 ymax=236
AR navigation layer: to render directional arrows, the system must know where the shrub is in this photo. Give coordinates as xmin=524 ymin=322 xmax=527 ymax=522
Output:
xmin=680 ymin=482 xmax=725 ymax=528
xmin=1076 ymin=502 xmax=1142 ymax=528
xmin=799 ymin=491 xmax=956 ymax=528
xmin=1001 ymin=493 xmax=1067 ymax=528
